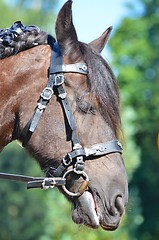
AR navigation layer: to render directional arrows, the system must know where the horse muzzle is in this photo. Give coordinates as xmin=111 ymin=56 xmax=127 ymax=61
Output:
xmin=71 ymin=187 xmax=127 ymax=230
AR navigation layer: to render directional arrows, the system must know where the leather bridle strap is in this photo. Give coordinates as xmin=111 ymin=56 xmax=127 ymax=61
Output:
xmin=56 ymin=84 xmax=80 ymax=146
xmin=49 ymin=42 xmax=88 ymax=75
xmin=0 ymin=42 xmax=123 ymax=196
xmin=45 ymin=139 xmax=122 ymax=178
xmin=23 ymin=41 xmax=122 ymax=181
xmin=85 ymin=140 xmax=122 ymax=157
xmin=29 ymin=42 xmax=88 ymax=134
xmin=0 ymin=172 xmax=66 ymax=189
xmin=49 ymin=43 xmax=88 ymax=147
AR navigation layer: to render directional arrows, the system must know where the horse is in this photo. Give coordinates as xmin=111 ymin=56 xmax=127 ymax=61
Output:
xmin=0 ymin=0 xmax=128 ymax=231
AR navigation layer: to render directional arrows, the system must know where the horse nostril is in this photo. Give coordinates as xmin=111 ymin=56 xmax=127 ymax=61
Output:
xmin=114 ymin=195 xmax=125 ymax=216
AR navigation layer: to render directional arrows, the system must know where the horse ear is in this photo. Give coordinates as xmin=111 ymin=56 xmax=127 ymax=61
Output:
xmin=55 ymin=0 xmax=79 ymax=56
xmin=89 ymin=26 xmax=113 ymax=53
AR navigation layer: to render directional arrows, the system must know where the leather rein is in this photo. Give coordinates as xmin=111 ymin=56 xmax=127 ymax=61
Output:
xmin=0 ymin=42 xmax=122 ymax=197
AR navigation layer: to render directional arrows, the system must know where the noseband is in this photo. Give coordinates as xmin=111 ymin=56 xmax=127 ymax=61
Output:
xmin=0 ymin=42 xmax=122 ymax=197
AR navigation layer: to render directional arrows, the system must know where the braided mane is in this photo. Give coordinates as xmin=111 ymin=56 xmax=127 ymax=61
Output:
xmin=0 ymin=21 xmax=55 ymax=59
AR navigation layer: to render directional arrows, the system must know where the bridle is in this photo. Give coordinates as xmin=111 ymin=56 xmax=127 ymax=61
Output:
xmin=0 ymin=42 xmax=122 ymax=197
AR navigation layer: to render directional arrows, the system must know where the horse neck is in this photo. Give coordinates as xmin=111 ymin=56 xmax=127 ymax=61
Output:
xmin=0 ymin=45 xmax=51 ymax=150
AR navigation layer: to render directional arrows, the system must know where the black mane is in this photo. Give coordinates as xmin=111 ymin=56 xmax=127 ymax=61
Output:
xmin=79 ymin=42 xmax=120 ymax=136
xmin=0 ymin=21 xmax=55 ymax=59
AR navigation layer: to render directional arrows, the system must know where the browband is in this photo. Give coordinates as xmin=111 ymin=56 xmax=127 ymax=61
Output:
xmin=50 ymin=63 xmax=88 ymax=75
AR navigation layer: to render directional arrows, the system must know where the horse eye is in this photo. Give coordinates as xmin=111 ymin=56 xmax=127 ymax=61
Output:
xmin=76 ymin=98 xmax=96 ymax=115
xmin=89 ymin=106 xmax=96 ymax=115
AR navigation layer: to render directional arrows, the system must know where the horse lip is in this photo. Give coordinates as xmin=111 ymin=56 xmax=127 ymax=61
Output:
xmin=100 ymin=223 xmax=119 ymax=231
xmin=72 ymin=190 xmax=100 ymax=228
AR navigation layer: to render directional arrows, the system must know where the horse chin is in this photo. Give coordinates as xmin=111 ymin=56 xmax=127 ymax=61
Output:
xmin=72 ymin=191 xmax=100 ymax=229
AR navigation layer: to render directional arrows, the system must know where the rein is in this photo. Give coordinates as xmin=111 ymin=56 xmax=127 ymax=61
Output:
xmin=0 ymin=42 xmax=122 ymax=197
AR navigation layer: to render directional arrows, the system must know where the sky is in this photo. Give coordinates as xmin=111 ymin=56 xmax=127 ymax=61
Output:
xmin=55 ymin=0 xmax=143 ymax=58
xmin=3 ymin=0 xmax=143 ymax=57
xmin=55 ymin=0 xmax=129 ymax=44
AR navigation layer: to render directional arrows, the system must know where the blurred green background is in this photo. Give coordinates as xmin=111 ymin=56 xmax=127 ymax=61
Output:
xmin=0 ymin=0 xmax=159 ymax=239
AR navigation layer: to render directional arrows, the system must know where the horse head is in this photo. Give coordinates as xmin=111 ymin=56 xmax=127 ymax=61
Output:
xmin=51 ymin=1 xmax=128 ymax=230
xmin=0 ymin=0 xmax=128 ymax=231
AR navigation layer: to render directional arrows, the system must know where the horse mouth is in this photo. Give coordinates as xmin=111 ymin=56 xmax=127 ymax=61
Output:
xmin=72 ymin=190 xmax=100 ymax=229
xmin=71 ymin=189 xmax=121 ymax=231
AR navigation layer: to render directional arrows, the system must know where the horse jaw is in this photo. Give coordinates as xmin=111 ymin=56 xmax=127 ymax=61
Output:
xmin=72 ymin=191 xmax=99 ymax=229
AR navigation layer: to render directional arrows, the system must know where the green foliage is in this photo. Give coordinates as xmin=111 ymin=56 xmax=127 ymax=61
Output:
xmin=0 ymin=0 xmax=57 ymax=32
xmin=0 ymin=142 xmax=49 ymax=239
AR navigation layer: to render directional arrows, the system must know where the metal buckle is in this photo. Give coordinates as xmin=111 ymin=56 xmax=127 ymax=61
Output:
xmin=58 ymin=92 xmax=67 ymax=99
xmin=62 ymin=153 xmax=72 ymax=166
xmin=40 ymin=87 xmax=53 ymax=100
xmin=41 ymin=178 xmax=55 ymax=190
xmin=74 ymin=156 xmax=85 ymax=174
xmin=54 ymin=74 xmax=64 ymax=86
xmin=80 ymin=64 xmax=87 ymax=72
xmin=37 ymin=102 xmax=46 ymax=111
xmin=62 ymin=169 xmax=89 ymax=197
